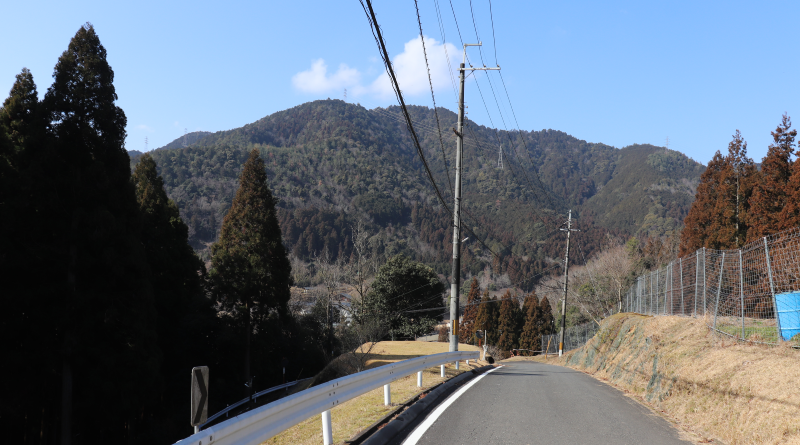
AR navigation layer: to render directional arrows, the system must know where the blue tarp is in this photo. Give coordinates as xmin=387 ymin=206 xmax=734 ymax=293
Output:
xmin=776 ymin=291 xmax=800 ymax=341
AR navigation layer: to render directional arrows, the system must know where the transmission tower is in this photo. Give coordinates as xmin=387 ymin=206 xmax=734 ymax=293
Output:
xmin=344 ymin=88 xmax=347 ymax=101
xmin=496 ymin=144 xmax=504 ymax=169
xmin=145 ymin=136 xmax=148 ymax=151
xmin=184 ymin=128 xmax=188 ymax=147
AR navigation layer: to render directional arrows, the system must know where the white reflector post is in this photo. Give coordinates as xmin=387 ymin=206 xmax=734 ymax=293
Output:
xmin=321 ymin=410 xmax=332 ymax=445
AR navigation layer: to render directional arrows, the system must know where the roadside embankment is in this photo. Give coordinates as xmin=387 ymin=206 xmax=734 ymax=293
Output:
xmin=538 ymin=313 xmax=800 ymax=445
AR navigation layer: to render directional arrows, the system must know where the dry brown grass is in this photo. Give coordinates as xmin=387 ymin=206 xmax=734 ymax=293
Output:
xmin=262 ymin=341 xmax=484 ymax=445
xmin=535 ymin=314 xmax=800 ymax=445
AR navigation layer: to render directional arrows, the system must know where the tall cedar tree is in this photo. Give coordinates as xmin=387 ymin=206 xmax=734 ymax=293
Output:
xmin=680 ymin=151 xmax=727 ymax=255
xmin=362 ymin=255 xmax=445 ymax=339
xmin=748 ymin=114 xmax=796 ymax=239
xmin=474 ymin=290 xmax=499 ymax=345
xmin=5 ymin=23 xmax=162 ymax=443
xmin=50 ymin=24 xmax=161 ymax=443
xmin=210 ymin=148 xmax=292 ymax=398
xmin=496 ymin=290 xmax=521 ymax=351
xmin=537 ymin=296 xmax=556 ymax=337
xmin=132 ymin=154 xmax=218 ymax=440
xmin=782 ymin=149 xmax=800 ymax=228
xmin=518 ymin=293 xmax=541 ymax=355
xmin=719 ymin=131 xmax=757 ymax=248
xmin=461 ymin=277 xmax=481 ymax=343
xmin=1 ymin=67 xmax=55 ymax=444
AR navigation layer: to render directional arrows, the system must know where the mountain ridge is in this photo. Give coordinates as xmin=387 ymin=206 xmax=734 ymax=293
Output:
xmin=131 ymin=99 xmax=704 ymax=287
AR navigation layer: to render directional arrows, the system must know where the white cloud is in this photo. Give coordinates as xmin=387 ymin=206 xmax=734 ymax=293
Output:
xmin=136 ymin=124 xmax=153 ymax=132
xmin=291 ymin=36 xmax=459 ymax=99
xmin=292 ymin=59 xmax=361 ymax=93
xmin=368 ymin=36 xmax=459 ymax=98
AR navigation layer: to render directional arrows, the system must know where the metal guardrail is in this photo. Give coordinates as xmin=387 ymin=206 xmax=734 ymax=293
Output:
xmin=199 ymin=380 xmax=301 ymax=430
xmin=174 ymin=350 xmax=479 ymax=445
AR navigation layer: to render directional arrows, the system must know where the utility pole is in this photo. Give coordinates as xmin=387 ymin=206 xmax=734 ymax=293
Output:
xmin=558 ymin=210 xmax=578 ymax=356
xmin=450 ymin=43 xmax=500 ymax=352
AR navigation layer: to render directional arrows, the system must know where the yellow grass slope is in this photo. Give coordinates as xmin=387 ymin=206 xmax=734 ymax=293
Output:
xmin=263 ymin=341 xmax=484 ymax=445
xmin=541 ymin=314 xmax=800 ymax=445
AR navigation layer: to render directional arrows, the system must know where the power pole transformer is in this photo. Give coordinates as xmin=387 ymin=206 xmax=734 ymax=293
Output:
xmin=450 ymin=43 xmax=500 ymax=352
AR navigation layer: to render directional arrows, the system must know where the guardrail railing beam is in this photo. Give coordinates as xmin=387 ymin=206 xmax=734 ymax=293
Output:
xmin=175 ymin=350 xmax=479 ymax=445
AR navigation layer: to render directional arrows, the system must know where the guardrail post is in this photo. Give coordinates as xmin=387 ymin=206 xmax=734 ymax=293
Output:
xmin=322 ymin=410 xmax=332 ymax=445
xmin=383 ymin=384 xmax=391 ymax=406
xmin=440 ymin=364 xmax=445 ymax=378
xmin=455 ymin=360 xmax=459 ymax=370
xmin=417 ymin=371 xmax=422 ymax=387
xmin=466 ymin=359 xmax=469 ymax=366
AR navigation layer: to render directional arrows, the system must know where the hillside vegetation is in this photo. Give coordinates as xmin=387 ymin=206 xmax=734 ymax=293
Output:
xmin=538 ymin=314 xmax=800 ymax=445
xmin=131 ymin=100 xmax=705 ymax=286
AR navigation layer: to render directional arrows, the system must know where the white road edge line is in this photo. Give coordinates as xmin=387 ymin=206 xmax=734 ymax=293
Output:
xmin=402 ymin=366 xmax=504 ymax=445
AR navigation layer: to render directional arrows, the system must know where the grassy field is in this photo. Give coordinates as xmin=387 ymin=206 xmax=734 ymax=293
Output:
xmin=524 ymin=314 xmax=800 ymax=445
xmin=262 ymin=341 xmax=484 ymax=445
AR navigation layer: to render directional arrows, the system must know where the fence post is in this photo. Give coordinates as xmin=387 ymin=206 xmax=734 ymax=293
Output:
xmin=763 ymin=237 xmax=782 ymax=341
xmin=656 ymin=268 xmax=660 ymax=315
xmin=739 ymin=249 xmax=745 ymax=340
xmin=694 ymin=251 xmax=700 ymax=317
xmin=680 ymin=258 xmax=684 ymax=315
xmin=638 ymin=277 xmax=642 ymax=313
xmin=714 ymin=252 xmax=725 ymax=330
xmin=702 ymin=247 xmax=707 ymax=316
xmin=664 ymin=264 xmax=669 ymax=315
xmin=322 ymin=410 xmax=333 ymax=445
xmin=671 ymin=262 xmax=675 ymax=315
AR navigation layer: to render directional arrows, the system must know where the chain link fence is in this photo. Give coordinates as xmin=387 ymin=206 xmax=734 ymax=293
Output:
xmin=624 ymin=227 xmax=800 ymax=346
xmin=541 ymin=321 xmax=600 ymax=355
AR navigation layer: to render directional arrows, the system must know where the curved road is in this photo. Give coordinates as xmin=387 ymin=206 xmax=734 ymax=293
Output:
xmin=402 ymin=361 xmax=692 ymax=445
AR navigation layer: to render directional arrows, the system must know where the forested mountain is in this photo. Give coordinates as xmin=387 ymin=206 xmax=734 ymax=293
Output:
xmin=131 ymin=99 xmax=704 ymax=288
xmin=154 ymin=130 xmax=212 ymax=151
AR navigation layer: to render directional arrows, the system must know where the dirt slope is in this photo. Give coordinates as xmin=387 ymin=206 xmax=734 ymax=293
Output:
xmin=541 ymin=314 xmax=800 ymax=445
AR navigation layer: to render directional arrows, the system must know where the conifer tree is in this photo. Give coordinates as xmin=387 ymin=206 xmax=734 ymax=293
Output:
xmin=680 ymin=151 xmax=727 ymax=255
xmin=518 ymin=292 xmax=541 ymax=355
xmin=781 ymin=153 xmax=800 ymax=229
xmin=132 ymin=154 xmax=217 ymax=432
xmin=474 ymin=290 xmax=498 ymax=345
xmin=0 ymin=68 xmax=40 ymax=158
xmin=497 ymin=290 xmax=520 ymax=352
xmin=716 ymin=130 xmax=757 ymax=248
xmin=461 ymin=277 xmax=481 ymax=343
xmin=15 ymin=23 xmax=161 ymax=443
xmin=537 ymin=296 xmax=556 ymax=337
xmin=748 ymin=114 xmax=796 ymax=239
xmin=209 ymin=148 xmax=292 ymax=398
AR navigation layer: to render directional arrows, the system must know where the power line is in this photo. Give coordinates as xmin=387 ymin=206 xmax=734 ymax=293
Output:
xmin=488 ymin=0 xmax=498 ymax=65
xmin=448 ymin=0 xmax=464 ymax=45
xmin=358 ymin=0 xmax=451 ymax=218
xmin=414 ymin=0 xmax=453 ymax=199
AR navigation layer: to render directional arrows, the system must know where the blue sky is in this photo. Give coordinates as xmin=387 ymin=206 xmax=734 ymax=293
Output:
xmin=1 ymin=0 xmax=798 ymax=165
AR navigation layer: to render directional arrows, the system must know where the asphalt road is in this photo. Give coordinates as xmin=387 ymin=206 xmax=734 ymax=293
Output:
xmin=402 ymin=361 xmax=693 ymax=445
